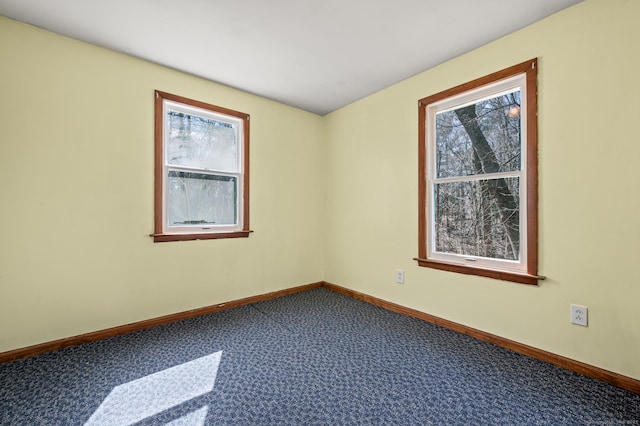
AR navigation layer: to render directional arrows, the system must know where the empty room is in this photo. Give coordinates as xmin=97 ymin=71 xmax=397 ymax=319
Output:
xmin=1 ymin=0 xmax=639 ymax=424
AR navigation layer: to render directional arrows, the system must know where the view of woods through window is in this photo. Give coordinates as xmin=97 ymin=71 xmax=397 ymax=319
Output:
xmin=434 ymin=91 xmax=522 ymax=261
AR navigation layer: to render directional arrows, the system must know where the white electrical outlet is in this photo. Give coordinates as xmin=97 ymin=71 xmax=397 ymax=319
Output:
xmin=570 ymin=304 xmax=588 ymax=326
xmin=395 ymin=269 xmax=405 ymax=284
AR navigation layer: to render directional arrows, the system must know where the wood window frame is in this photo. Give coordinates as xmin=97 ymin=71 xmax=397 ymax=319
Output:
xmin=415 ymin=59 xmax=540 ymax=285
xmin=152 ymin=90 xmax=251 ymax=243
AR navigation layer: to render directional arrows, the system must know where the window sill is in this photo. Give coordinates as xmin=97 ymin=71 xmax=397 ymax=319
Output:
xmin=151 ymin=230 xmax=252 ymax=243
xmin=413 ymin=257 xmax=543 ymax=285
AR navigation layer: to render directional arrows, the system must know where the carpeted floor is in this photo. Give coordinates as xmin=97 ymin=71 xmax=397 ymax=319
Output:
xmin=1 ymin=287 xmax=639 ymax=425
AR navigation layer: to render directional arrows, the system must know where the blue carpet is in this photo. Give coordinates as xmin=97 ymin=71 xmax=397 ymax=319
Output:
xmin=1 ymin=287 xmax=638 ymax=425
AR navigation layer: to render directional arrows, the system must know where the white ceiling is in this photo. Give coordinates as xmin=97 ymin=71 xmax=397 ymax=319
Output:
xmin=0 ymin=0 xmax=582 ymax=115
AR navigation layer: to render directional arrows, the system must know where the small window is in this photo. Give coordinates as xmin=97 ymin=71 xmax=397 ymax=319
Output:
xmin=416 ymin=59 xmax=539 ymax=284
xmin=153 ymin=91 xmax=250 ymax=242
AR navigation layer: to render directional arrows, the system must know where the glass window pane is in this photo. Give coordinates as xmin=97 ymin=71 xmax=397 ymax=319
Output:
xmin=167 ymin=111 xmax=238 ymax=171
xmin=436 ymin=91 xmax=521 ymax=178
xmin=434 ymin=178 xmax=520 ymax=260
xmin=167 ymin=171 xmax=237 ymax=226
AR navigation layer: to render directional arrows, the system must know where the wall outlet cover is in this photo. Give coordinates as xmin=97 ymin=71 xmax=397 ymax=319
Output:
xmin=570 ymin=304 xmax=588 ymax=326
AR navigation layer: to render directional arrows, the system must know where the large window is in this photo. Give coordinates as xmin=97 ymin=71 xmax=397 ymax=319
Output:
xmin=153 ymin=91 xmax=250 ymax=242
xmin=416 ymin=60 xmax=539 ymax=284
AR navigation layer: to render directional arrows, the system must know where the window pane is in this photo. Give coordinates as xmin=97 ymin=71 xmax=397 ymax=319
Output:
xmin=434 ymin=178 xmax=520 ymax=260
xmin=436 ymin=91 xmax=521 ymax=178
xmin=167 ymin=111 xmax=238 ymax=171
xmin=167 ymin=171 xmax=237 ymax=226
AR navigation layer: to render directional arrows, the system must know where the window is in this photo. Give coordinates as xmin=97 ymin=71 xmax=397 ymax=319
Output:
xmin=416 ymin=59 xmax=539 ymax=284
xmin=153 ymin=91 xmax=250 ymax=242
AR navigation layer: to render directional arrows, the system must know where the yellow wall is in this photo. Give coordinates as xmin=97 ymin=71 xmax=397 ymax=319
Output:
xmin=0 ymin=17 xmax=324 ymax=352
xmin=324 ymin=0 xmax=640 ymax=380
xmin=2 ymin=0 xmax=639 ymax=382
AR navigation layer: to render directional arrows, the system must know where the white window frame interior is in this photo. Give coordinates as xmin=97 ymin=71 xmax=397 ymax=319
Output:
xmin=162 ymin=99 xmax=245 ymax=235
xmin=425 ymin=74 xmax=528 ymax=274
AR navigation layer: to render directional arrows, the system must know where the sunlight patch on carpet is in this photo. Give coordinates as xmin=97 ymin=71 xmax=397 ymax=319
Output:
xmin=165 ymin=405 xmax=209 ymax=425
xmin=84 ymin=351 xmax=222 ymax=425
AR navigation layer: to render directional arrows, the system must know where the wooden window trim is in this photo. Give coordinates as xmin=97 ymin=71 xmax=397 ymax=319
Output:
xmin=153 ymin=90 xmax=251 ymax=243
xmin=416 ymin=59 xmax=539 ymax=285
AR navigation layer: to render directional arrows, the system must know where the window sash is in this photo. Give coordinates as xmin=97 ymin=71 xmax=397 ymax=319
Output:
xmin=164 ymin=101 xmax=242 ymax=174
xmin=164 ymin=169 xmax=242 ymax=234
